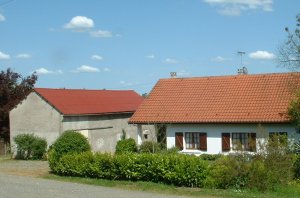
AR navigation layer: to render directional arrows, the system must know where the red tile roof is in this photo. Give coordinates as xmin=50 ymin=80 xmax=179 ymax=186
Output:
xmin=34 ymin=88 xmax=143 ymax=115
xmin=130 ymin=73 xmax=300 ymax=124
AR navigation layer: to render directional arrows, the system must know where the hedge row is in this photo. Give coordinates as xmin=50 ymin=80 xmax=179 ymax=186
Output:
xmin=53 ymin=152 xmax=209 ymax=187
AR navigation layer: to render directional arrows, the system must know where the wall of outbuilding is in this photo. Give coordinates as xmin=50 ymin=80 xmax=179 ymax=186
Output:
xmin=62 ymin=114 xmax=143 ymax=153
xmin=9 ymin=92 xmax=62 ymax=150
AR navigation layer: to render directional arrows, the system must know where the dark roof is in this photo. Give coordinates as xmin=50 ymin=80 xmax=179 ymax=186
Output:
xmin=130 ymin=72 xmax=300 ymax=124
xmin=34 ymin=88 xmax=143 ymax=115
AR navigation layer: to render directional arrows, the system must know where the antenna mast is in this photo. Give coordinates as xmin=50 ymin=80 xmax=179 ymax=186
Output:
xmin=237 ymin=51 xmax=248 ymax=75
xmin=237 ymin=51 xmax=245 ymax=67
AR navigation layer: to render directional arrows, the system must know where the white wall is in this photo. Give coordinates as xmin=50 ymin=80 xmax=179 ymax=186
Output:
xmin=166 ymin=123 xmax=298 ymax=155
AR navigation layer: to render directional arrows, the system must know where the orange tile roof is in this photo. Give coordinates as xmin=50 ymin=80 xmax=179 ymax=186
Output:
xmin=130 ymin=72 xmax=300 ymax=124
xmin=34 ymin=88 xmax=143 ymax=115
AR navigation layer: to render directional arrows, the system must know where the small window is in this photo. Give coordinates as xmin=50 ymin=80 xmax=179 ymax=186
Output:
xmin=232 ymin=133 xmax=256 ymax=152
xmin=185 ymin=132 xmax=200 ymax=149
xmin=143 ymin=134 xmax=148 ymax=140
xmin=185 ymin=132 xmax=207 ymax=150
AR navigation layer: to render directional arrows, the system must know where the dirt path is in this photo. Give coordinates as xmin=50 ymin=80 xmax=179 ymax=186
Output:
xmin=0 ymin=158 xmax=50 ymax=177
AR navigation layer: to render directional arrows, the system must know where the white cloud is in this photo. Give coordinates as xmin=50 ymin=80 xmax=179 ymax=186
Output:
xmin=0 ymin=14 xmax=5 ymax=22
xmin=75 ymin=65 xmax=100 ymax=73
xmin=177 ymin=70 xmax=190 ymax=77
xmin=0 ymin=51 xmax=10 ymax=60
xmin=103 ymin=67 xmax=110 ymax=72
xmin=212 ymin=56 xmax=226 ymax=62
xmin=204 ymin=0 xmax=273 ymax=16
xmin=146 ymin=55 xmax=155 ymax=59
xmin=90 ymin=30 xmax=113 ymax=38
xmin=16 ymin=53 xmax=31 ymax=59
xmin=91 ymin=54 xmax=103 ymax=60
xmin=64 ymin=16 xmax=94 ymax=31
xmin=120 ymin=81 xmax=134 ymax=87
xmin=34 ymin=68 xmax=63 ymax=75
xmin=249 ymin=50 xmax=275 ymax=60
xmin=163 ymin=58 xmax=178 ymax=64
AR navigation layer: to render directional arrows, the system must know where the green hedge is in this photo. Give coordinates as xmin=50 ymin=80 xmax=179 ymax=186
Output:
xmin=53 ymin=152 xmax=209 ymax=187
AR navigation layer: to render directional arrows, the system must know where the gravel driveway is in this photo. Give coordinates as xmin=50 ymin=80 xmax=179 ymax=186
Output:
xmin=0 ymin=159 xmax=187 ymax=198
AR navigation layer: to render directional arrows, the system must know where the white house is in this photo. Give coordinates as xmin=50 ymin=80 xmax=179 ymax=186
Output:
xmin=130 ymin=72 xmax=300 ymax=155
xmin=10 ymin=88 xmax=154 ymax=153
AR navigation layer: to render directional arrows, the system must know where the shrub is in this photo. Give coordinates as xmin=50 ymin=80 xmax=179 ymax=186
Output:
xmin=200 ymin=154 xmax=222 ymax=161
xmin=48 ymin=130 xmax=91 ymax=171
xmin=54 ymin=152 xmax=209 ymax=187
xmin=13 ymin=133 xmax=47 ymax=160
xmin=115 ymin=138 xmax=137 ymax=154
xmin=139 ymin=141 xmax=162 ymax=153
xmin=208 ymin=155 xmax=250 ymax=189
xmin=294 ymin=154 xmax=300 ymax=179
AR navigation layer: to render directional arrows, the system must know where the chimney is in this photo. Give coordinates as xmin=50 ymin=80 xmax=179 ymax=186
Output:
xmin=170 ymin=72 xmax=177 ymax=78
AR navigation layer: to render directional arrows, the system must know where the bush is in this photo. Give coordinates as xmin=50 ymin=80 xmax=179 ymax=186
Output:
xmin=53 ymin=152 xmax=209 ymax=187
xmin=294 ymin=154 xmax=300 ymax=179
xmin=115 ymin=138 xmax=137 ymax=154
xmin=48 ymin=130 xmax=91 ymax=171
xmin=200 ymin=154 xmax=222 ymax=161
xmin=139 ymin=141 xmax=162 ymax=153
xmin=13 ymin=134 xmax=47 ymax=160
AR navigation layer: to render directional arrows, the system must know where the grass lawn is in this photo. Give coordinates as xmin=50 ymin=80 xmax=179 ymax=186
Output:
xmin=43 ymin=174 xmax=300 ymax=198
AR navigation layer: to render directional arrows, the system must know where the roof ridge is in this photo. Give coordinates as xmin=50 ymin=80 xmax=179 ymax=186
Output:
xmin=158 ymin=72 xmax=300 ymax=81
xmin=34 ymin=88 xmax=135 ymax=92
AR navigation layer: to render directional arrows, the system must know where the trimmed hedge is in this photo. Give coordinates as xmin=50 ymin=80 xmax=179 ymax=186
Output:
xmin=53 ymin=152 xmax=209 ymax=187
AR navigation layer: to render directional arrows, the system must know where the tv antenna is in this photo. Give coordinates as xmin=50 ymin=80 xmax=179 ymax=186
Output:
xmin=237 ymin=51 xmax=248 ymax=75
xmin=237 ymin=51 xmax=245 ymax=67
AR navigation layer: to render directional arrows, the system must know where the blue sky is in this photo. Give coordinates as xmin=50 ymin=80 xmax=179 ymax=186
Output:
xmin=0 ymin=0 xmax=299 ymax=94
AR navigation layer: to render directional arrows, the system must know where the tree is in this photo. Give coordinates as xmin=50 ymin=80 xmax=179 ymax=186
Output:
xmin=278 ymin=14 xmax=300 ymax=70
xmin=0 ymin=68 xmax=37 ymax=143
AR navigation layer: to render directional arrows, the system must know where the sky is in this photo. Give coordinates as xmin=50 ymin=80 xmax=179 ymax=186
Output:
xmin=0 ymin=0 xmax=299 ymax=94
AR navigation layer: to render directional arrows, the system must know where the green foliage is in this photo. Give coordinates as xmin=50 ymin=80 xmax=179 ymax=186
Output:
xmin=288 ymin=92 xmax=300 ymax=129
xmin=139 ymin=141 xmax=162 ymax=153
xmin=13 ymin=133 xmax=47 ymax=160
xmin=52 ymin=152 xmax=209 ymax=187
xmin=207 ymin=135 xmax=295 ymax=191
xmin=115 ymin=138 xmax=137 ymax=154
xmin=48 ymin=130 xmax=91 ymax=171
xmin=294 ymin=154 xmax=300 ymax=179
xmin=200 ymin=154 xmax=222 ymax=161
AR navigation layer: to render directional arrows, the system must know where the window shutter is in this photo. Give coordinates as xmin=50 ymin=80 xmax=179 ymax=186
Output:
xmin=199 ymin=133 xmax=207 ymax=151
xmin=222 ymin=133 xmax=230 ymax=152
xmin=175 ymin=132 xmax=183 ymax=150
xmin=249 ymin=133 xmax=256 ymax=152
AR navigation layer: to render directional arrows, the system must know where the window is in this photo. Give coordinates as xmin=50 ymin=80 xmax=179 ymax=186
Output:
xmin=185 ymin=132 xmax=199 ymax=149
xmin=143 ymin=134 xmax=148 ymax=140
xmin=185 ymin=132 xmax=207 ymax=150
xmin=232 ymin=133 xmax=256 ymax=152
